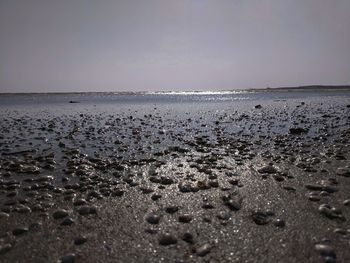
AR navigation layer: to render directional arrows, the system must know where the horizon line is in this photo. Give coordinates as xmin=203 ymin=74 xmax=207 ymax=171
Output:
xmin=0 ymin=84 xmax=350 ymax=95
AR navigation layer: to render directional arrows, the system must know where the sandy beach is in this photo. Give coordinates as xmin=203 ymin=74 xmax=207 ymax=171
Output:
xmin=0 ymin=91 xmax=350 ymax=262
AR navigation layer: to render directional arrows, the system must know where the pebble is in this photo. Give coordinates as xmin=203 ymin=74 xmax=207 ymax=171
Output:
xmin=217 ymin=211 xmax=231 ymax=221
xmin=257 ymin=165 xmax=278 ymax=174
xmin=74 ymin=236 xmax=87 ymax=245
xmin=159 ymin=233 xmax=177 ymax=246
xmin=61 ymin=217 xmax=75 ymax=226
xmin=60 ymin=253 xmax=76 ymax=263
xmin=182 ymin=232 xmax=194 ymax=244
xmin=12 ymin=227 xmax=29 ymax=235
xmin=222 ymin=194 xmax=242 ymax=211
xmin=336 ymin=167 xmax=350 ymax=177
xmin=251 ymin=211 xmax=272 ymax=225
xmin=53 ymin=209 xmax=69 ymax=219
xmin=145 ymin=214 xmax=160 ymax=224
xmin=77 ymin=205 xmax=97 ymax=215
xmin=308 ymin=195 xmax=321 ymax=202
xmin=196 ymin=243 xmax=212 ymax=257
xmin=202 ymin=202 xmax=214 ymax=209
xmin=165 ymin=206 xmax=179 ymax=214
xmin=0 ymin=212 xmax=10 ymax=219
xmin=0 ymin=243 xmax=12 ymax=255
xmin=178 ymin=214 xmax=192 ymax=223
xmin=318 ymin=204 xmax=345 ymax=220
xmin=315 ymin=244 xmax=336 ymax=258
xmin=160 ymin=176 xmax=174 ymax=185
xmin=73 ymin=198 xmax=88 ymax=206
xmin=151 ymin=193 xmax=162 ymax=201
xmin=273 ymin=219 xmax=285 ymax=227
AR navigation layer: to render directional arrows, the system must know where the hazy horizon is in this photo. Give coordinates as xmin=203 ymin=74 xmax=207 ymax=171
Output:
xmin=1 ymin=0 xmax=350 ymax=93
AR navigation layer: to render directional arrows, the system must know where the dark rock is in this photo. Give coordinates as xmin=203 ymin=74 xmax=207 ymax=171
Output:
xmin=336 ymin=168 xmax=350 ymax=177
xmin=159 ymin=233 xmax=177 ymax=246
xmin=0 ymin=244 xmax=12 ymax=255
xmin=315 ymin=244 xmax=336 ymax=258
xmin=74 ymin=236 xmax=87 ymax=245
xmin=289 ymin=127 xmax=309 ymax=135
xmin=273 ymin=219 xmax=285 ymax=227
xmin=12 ymin=227 xmax=28 ymax=235
xmin=61 ymin=217 xmax=75 ymax=226
xmin=196 ymin=244 xmax=212 ymax=257
xmin=258 ymin=165 xmax=278 ymax=174
xmin=145 ymin=214 xmax=160 ymax=224
xmin=77 ymin=205 xmax=97 ymax=216
xmin=251 ymin=211 xmax=272 ymax=225
xmin=60 ymin=253 xmax=76 ymax=263
xmin=165 ymin=206 xmax=179 ymax=214
xmin=182 ymin=232 xmax=194 ymax=244
xmin=53 ymin=209 xmax=69 ymax=219
xmin=222 ymin=194 xmax=242 ymax=211
xmin=178 ymin=214 xmax=192 ymax=223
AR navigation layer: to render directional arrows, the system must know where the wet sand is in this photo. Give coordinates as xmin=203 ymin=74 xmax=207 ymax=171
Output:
xmin=0 ymin=94 xmax=350 ymax=262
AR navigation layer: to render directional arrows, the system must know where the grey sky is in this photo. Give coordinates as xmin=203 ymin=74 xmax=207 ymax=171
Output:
xmin=1 ymin=0 xmax=349 ymax=92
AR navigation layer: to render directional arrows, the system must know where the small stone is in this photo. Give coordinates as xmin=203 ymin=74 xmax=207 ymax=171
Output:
xmin=258 ymin=165 xmax=278 ymax=174
xmin=318 ymin=204 xmax=344 ymax=220
xmin=165 ymin=206 xmax=179 ymax=214
xmin=273 ymin=219 xmax=285 ymax=227
xmin=217 ymin=211 xmax=231 ymax=220
xmin=12 ymin=227 xmax=28 ymax=235
xmin=315 ymin=244 xmax=336 ymax=258
xmin=61 ymin=217 xmax=75 ymax=226
xmin=77 ymin=205 xmax=97 ymax=215
xmin=112 ymin=189 xmax=125 ymax=197
xmin=283 ymin=186 xmax=296 ymax=191
xmin=140 ymin=187 xmax=154 ymax=194
xmin=0 ymin=212 xmax=10 ymax=219
xmin=159 ymin=233 xmax=177 ymax=246
xmin=160 ymin=176 xmax=174 ymax=185
xmin=202 ymin=202 xmax=214 ymax=209
xmin=196 ymin=243 xmax=212 ymax=257
xmin=333 ymin=228 xmax=347 ymax=235
xmin=308 ymin=195 xmax=321 ymax=202
xmin=222 ymin=194 xmax=242 ymax=211
xmin=74 ymin=236 xmax=87 ymax=245
xmin=273 ymin=175 xmax=284 ymax=182
xmin=151 ymin=193 xmax=162 ymax=201
xmin=73 ymin=199 xmax=87 ymax=206
xmin=17 ymin=206 xmax=32 ymax=213
xmin=251 ymin=211 xmax=271 ymax=225
xmin=178 ymin=214 xmax=192 ymax=223
xmin=53 ymin=209 xmax=69 ymax=219
xmin=336 ymin=168 xmax=350 ymax=177
xmin=343 ymin=199 xmax=350 ymax=206
xmin=145 ymin=214 xmax=160 ymax=224
xmin=60 ymin=253 xmax=76 ymax=263
xmin=0 ymin=244 xmax=12 ymax=255
xmin=289 ymin=127 xmax=309 ymax=135
xmin=208 ymin=180 xmax=219 ymax=188
xmin=305 ymin=184 xmax=323 ymax=191
xmin=182 ymin=232 xmax=194 ymax=244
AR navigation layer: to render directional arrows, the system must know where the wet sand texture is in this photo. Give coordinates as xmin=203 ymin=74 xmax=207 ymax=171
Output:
xmin=0 ymin=96 xmax=350 ymax=262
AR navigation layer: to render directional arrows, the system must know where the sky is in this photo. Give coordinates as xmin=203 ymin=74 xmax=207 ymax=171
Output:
xmin=0 ymin=0 xmax=350 ymax=93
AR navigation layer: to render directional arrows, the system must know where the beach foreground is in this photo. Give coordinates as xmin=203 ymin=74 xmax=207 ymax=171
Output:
xmin=0 ymin=91 xmax=350 ymax=262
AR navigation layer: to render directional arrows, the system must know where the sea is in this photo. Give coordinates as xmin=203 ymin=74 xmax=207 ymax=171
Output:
xmin=0 ymin=89 xmax=349 ymax=107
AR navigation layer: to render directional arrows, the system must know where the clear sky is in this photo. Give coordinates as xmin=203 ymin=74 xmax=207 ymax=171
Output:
xmin=1 ymin=0 xmax=349 ymax=93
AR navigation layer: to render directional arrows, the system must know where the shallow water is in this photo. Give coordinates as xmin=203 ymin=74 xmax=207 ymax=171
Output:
xmin=0 ymin=89 xmax=349 ymax=107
